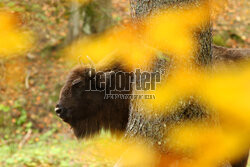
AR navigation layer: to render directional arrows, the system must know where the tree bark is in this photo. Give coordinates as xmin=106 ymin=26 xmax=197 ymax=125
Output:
xmin=126 ymin=0 xmax=217 ymax=152
xmin=83 ymin=0 xmax=112 ymax=34
xmin=66 ymin=1 xmax=82 ymax=44
xmin=65 ymin=0 xmax=112 ymax=44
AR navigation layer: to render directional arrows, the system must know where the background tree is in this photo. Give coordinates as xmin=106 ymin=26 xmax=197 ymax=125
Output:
xmin=126 ymin=0 xmax=216 ymax=149
xmin=66 ymin=0 xmax=112 ymax=44
xmin=66 ymin=1 xmax=81 ymax=44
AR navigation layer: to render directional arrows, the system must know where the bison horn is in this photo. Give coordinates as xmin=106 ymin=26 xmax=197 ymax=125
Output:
xmin=86 ymin=56 xmax=96 ymax=77
xmin=86 ymin=56 xmax=95 ymax=69
xmin=78 ymin=56 xmax=84 ymax=67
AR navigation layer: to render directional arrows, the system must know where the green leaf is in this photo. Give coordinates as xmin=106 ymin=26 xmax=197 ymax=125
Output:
xmin=213 ymin=34 xmax=226 ymax=47
xmin=12 ymin=7 xmax=25 ymax=12
xmin=7 ymin=2 xmax=16 ymax=7
xmin=0 ymin=104 xmax=10 ymax=112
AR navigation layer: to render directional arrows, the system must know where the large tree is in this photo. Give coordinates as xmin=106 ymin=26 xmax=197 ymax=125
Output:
xmin=126 ymin=0 xmax=217 ymax=152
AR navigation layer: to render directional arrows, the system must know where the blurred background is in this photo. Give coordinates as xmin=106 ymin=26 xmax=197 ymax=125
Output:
xmin=0 ymin=0 xmax=249 ymax=166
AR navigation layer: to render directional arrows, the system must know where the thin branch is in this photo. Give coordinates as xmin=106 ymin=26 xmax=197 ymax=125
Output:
xmin=213 ymin=45 xmax=250 ymax=62
xmin=18 ymin=129 xmax=32 ymax=149
xmin=25 ymin=70 xmax=31 ymax=89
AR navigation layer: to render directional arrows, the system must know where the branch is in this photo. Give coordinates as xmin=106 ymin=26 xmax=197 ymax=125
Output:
xmin=18 ymin=129 xmax=32 ymax=149
xmin=25 ymin=70 xmax=31 ymax=89
xmin=212 ymin=45 xmax=250 ymax=62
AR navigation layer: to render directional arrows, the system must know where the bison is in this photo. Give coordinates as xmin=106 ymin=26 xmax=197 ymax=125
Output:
xmin=55 ymin=63 xmax=131 ymax=138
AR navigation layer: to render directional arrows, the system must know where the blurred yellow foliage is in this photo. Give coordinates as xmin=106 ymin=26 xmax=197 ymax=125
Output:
xmin=65 ymin=24 xmax=156 ymax=69
xmin=167 ymin=124 xmax=249 ymax=167
xmin=81 ymin=134 xmax=158 ymax=167
xmin=145 ymin=68 xmax=203 ymax=114
xmin=144 ymin=4 xmax=210 ymax=60
xmin=65 ymin=3 xmax=212 ymax=69
xmin=0 ymin=11 xmax=33 ymax=58
xmin=0 ymin=11 xmax=33 ymax=89
xmin=202 ymin=64 xmax=250 ymax=128
xmin=146 ymin=64 xmax=250 ymax=128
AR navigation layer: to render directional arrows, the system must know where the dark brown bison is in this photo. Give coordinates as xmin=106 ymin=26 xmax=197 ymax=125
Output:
xmin=55 ymin=63 xmax=132 ymax=138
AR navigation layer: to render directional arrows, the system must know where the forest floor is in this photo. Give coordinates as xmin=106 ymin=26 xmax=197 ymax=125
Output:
xmin=0 ymin=0 xmax=249 ymax=166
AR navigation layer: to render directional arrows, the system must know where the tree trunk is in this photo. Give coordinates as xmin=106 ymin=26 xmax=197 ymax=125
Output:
xmin=126 ymin=0 xmax=216 ymax=152
xmin=66 ymin=1 xmax=82 ymax=44
xmin=65 ymin=0 xmax=112 ymax=44
xmin=82 ymin=0 xmax=112 ymax=34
